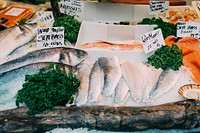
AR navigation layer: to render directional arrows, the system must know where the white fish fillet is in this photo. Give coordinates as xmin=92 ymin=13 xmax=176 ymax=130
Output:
xmin=98 ymin=56 xmax=122 ymax=97
xmin=121 ymin=62 xmax=146 ymax=102
xmin=114 ymin=76 xmax=129 ymax=103
xmin=87 ymin=60 xmax=104 ymax=102
xmin=142 ymin=64 xmax=163 ymax=102
xmin=151 ymin=69 xmax=181 ymax=99
xmin=75 ymin=61 xmax=91 ymax=106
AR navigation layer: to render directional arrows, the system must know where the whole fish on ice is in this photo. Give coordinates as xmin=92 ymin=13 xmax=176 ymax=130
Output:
xmin=151 ymin=69 xmax=181 ymax=99
xmin=0 ymin=47 xmax=88 ymax=74
xmin=98 ymin=56 xmax=122 ymax=97
xmin=0 ymin=23 xmax=37 ymax=60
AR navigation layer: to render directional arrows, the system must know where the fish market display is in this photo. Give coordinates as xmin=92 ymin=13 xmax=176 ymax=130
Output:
xmin=0 ymin=47 xmax=88 ymax=74
xmin=0 ymin=23 xmax=37 ymax=60
xmin=79 ymin=40 xmax=143 ymax=50
xmin=178 ymin=84 xmax=200 ymax=101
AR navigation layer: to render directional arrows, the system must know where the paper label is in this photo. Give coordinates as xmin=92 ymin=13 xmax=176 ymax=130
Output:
xmin=37 ymin=27 xmax=64 ymax=48
xmin=60 ymin=0 xmax=84 ymax=18
xmin=177 ymin=22 xmax=200 ymax=38
xmin=5 ymin=8 xmax=25 ymax=16
xmin=140 ymin=28 xmax=165 ymax=54
xmin=149 ymin=1 xmax=169 ymax=14
xmin=36 ymin=11 xmax=55 ymax=27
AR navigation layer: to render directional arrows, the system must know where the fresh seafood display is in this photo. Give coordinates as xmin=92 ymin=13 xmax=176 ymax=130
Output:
xmin=179 ymin=84 xmax=200 ymax=101
xmin=0 ymin=23 xmax=37 ymax=60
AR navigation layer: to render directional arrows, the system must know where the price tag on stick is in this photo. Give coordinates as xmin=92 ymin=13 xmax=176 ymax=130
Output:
xmin=149 ymin=1 xmax=169 ymax=14
xmin=37 ymin=27 xmax=64 ymax=48
xmin=140 ymin=28 xmax=165 ymax=54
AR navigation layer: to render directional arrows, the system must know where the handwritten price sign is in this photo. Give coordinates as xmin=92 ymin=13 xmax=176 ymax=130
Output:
xmin=37 ymin=27 xmax=64 ymax=48
xmin=60 ymin=0 xmax=84 ymax=18
xmin=149 ymin=1 xmax=169 ymax=14
xmin=140 ymin=28 xmax=165 ymax=54
xmin=177 ymin=22 xmax=200 ymax=38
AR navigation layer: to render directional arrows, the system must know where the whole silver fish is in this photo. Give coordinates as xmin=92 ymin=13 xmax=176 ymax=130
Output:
xmin=0 ymin=23 xmax=37 ymax=60
xmin=98 ymin=56 xmax=122 ymax=97
xmin=0 ymin=47 xmax=88 ymax=74
xmin=75 ymin=60 xmax=91 ymax=106
xmin=87 ymin=60 xmax=104 ymax=102
xmin=0 ymin=63 xmax=50 ymax=104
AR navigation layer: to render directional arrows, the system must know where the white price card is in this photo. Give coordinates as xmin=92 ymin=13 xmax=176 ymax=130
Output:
xmin=36 ymin=11 xmax=55 ymax=27
xmin=177 ymin=22 xmax=200 ymax=38
xmin=149 ymin=1 xmax=169 ymax=14
xmin=60 ymin=0 xmax=84 ymax=18
xmin=140 ymin=28 xmax=165 ymax=54
xmin=37 ymin=27 xmax=64 ymax=48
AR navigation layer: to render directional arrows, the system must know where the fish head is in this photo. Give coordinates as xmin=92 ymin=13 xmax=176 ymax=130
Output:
xmin=59 ymin=48 xmax=88 ymax=67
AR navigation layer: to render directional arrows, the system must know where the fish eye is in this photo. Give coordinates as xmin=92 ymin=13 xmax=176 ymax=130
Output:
xmin=59 ymin=53 xmax=65 ymax=61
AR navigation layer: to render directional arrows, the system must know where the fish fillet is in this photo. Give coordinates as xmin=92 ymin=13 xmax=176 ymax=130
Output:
xmin=75 ymin=60 xmax=91 ymax=106
xmin=87 ymin=60 xmax=104 ymax=102
xmin=121 ymin=62 xmax=146 ymax=102
xmin=151 ymin=69 xmax=181 ymax=99
xmin=114 ymin=76 xmax=130 ymax=103
xmin=142 ymin=64 xmax=163 ymax=102
xmin=98 ymin=56 xmax=122 ymax=97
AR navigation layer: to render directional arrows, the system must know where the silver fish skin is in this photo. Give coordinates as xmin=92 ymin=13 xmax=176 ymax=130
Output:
xmin=75 ymin=60 xmax=91 ymax=106
xmin=0 ymin=63 xmax=50 ymax=104
xmin=87 ymin=60 xmax=104 ymax=102
xmin=150 ymin=69 xmax=181 ymax=99
xmin=142 ymin=64 xmax=163 ymax=102
xmin=114 ymin=76 xmax=129 ymax=103
xmin=121 ymin=62 xmax=146 ymax=103
xmin=98 ymin=56 xmax=122 ymax=97
xmin=0 ymin=23 xmax=37 ymax=60
xmin=7 ymin=38 xmax=37 ymax=58
xmin=0 ymin=47 xmax=88 ymax=74
xmin=6 ymin=38 xmax=70 ymax=61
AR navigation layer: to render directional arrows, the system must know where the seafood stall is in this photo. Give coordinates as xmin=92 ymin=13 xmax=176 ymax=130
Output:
xmin=0 ymin=0 xmax=200 ymax=132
